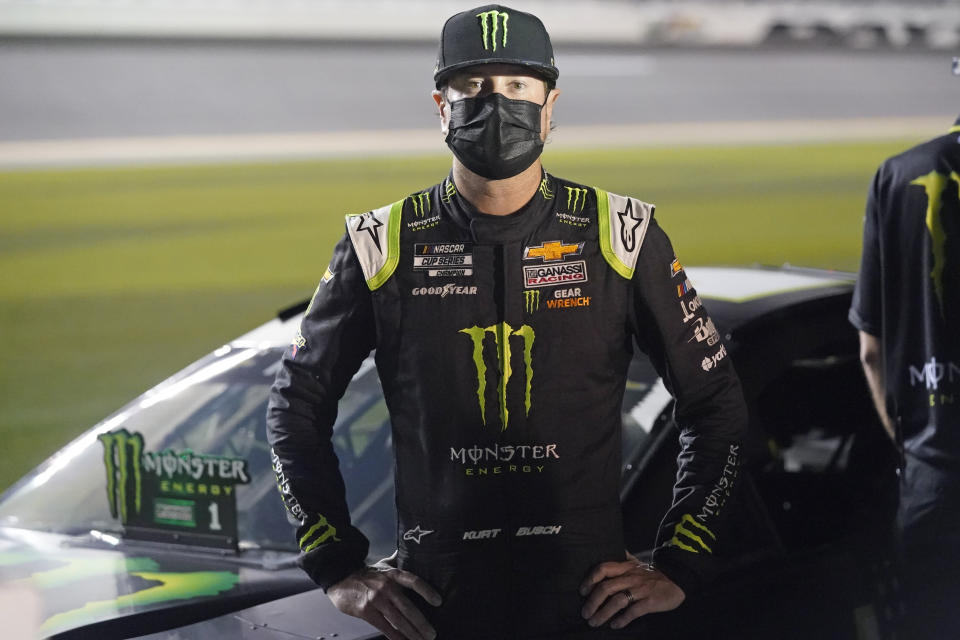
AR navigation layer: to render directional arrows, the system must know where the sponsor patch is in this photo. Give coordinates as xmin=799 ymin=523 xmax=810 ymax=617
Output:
xmin=557 ymin=211 xmax=590 ymax=228
xmin=689 ymin=317 xmax=720 ymax=346
xmin=701 ymin=344 xmax=728 ymax=371
xmin=670 ymin=257 xmax=684 ymax=278
xmin=321 ymin=267 xmax=335 ymax=284
xmin=407 ymin=214 xmax=441 ymax=232
xmin=680 ymin=295 xmax=703 ymax=323
xmin=414 ymin=243 xmax=474 ymax=277
xmin=676 ymin=279 xmax=692 ymax=297
xmin=291 ymin=329 xmax=306 ymax=358
xmin=412 ymin=284 xmax=478 ymax=297
xmin=523 ymin=240 xmax=584 ymax=262
xmin=524 ymin=261 xmax=588 ymax=288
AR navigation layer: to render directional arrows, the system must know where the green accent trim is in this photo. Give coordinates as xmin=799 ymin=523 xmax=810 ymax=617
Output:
xmin=595 ymin=188 xmax=634 ymax=280
xmin=949 ymin=125 xmax=960 ymax=134
xmin=41 ymin=570 xmax=239 ymax=637
xmin=366 ymin=200 xmax=404 ymax=291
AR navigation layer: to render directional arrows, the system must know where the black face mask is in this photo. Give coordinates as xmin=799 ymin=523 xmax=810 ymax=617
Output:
xmin=445 ymin=93 xmax=545 ymax=180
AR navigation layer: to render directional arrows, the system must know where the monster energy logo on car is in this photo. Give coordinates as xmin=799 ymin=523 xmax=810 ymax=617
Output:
xmin=98 ymin=428 xmax=251 ymax=548
xmin=477 ymin=9 xmax=509 ymax=51
xmin=566 ymin=187 xmax=588 ymax=213
xmin=460 ymin=322 xmax=535 ymax=431
xmin=99 ymin=429 xmax=144 ymax=522
xmin=524 ymin=290 xmax=540 ymax=313
xmin=410 ymin=192 xmax=431 ymax=218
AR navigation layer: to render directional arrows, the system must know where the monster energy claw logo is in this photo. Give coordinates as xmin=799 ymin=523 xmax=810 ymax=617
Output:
xmin=99 ymin=429 xmax=145 ymax=523
xmin=566 ymin=187 xmax=587 ymax=213
xmin=911 ymin=169 xmax=960 ymax=318
xmin=442 ymin=180 xmax=457 ymax=203
xmin=410 ymin=192 xmax=431 ymax=218
xmin=477 ymin=10 xmax=509 ymax=51
xmin=460 ymin=322 xmax=535 ymax=431
xmin=669 ymin=514 xmax=716 ymax=554
xmin=524 ymin=290 xmax=540 ymax=313
xmin=539 ymin=177 xmax=555 ymax=200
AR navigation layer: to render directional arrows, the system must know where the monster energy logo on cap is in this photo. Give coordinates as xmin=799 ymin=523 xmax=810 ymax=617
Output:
xmin=434 ymin=5 xmax=559 ymax=88
xmin=477 ymin=9 xmax=509 ymax=51
xmin=460 ymin=322 xmax=535 ymax=431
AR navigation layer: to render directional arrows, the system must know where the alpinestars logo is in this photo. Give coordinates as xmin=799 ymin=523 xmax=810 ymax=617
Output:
xmin=617 ymin=198 xmax=644 ymax=252
xmin=460 ymin=323 xmax=535 ymax=431
xmin=565 ymin=187 xmax=588 ymax=213
xmin=477 ymin=10 xmax=509 ymax=51
xmin=355 ymin=212 xmax=383 ymax=253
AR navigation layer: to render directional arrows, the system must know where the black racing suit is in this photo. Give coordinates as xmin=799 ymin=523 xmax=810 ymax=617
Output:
xmin=267 ymin=172 xmax=747 ymax=639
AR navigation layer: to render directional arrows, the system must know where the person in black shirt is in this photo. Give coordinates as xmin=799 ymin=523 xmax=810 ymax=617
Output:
xmin=850 ymin=112 xmax=960 ymax=638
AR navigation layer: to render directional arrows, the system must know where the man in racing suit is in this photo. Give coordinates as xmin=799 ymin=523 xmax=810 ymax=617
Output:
xmin=267 ymin=5 xmax=746 ymax=639
xmin=851 ymin=109 xmax=960 ymax=638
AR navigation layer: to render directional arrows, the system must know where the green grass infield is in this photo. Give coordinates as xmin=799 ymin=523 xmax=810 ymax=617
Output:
xmin=0 ymin=140 xmax=913 ymax=491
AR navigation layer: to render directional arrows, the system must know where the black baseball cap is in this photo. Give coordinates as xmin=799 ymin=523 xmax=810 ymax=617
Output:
xmin=434 ymin=4 xmax=559 ymax=88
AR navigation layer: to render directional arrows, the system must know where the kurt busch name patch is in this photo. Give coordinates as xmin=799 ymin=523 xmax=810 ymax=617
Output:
xmin=523 ymin=261 xmax=588 ymax=288
xmin=414 ymin=243 xmax=473 ymax=277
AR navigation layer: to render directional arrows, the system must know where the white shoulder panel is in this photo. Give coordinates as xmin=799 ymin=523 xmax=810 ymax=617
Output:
xmin=597 ymin=189 xmax=655 ymax=280
xmin=345 ymin=201 xmax=402 ymax=290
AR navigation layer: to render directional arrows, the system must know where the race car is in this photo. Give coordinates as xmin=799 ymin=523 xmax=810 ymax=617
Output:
xmin=0 ymin=266 xmax=898 ymax=639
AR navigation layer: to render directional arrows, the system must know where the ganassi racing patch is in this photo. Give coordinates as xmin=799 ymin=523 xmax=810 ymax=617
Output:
xmin=523 ymin=261 xmax=588 ymax=288
xmin=414 ymin=243 xmax=473 ymax=277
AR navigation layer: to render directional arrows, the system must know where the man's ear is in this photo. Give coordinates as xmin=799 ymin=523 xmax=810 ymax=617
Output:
xmin=432 ymin=89 xmax=449 ymax=135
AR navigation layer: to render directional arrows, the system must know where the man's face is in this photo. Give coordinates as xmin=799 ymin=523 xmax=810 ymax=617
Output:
xmin=433 ymin=63 xmax=559 ymax=141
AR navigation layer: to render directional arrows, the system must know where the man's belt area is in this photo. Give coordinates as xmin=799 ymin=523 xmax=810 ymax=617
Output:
xmin=394 ymin=507 xmax=626 ymax=638
xmin=396 ymin=506 xmax=625 ymax=589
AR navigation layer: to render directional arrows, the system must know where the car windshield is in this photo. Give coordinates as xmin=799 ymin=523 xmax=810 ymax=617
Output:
xmin=0 ymin=345 xmax=394 ymax=557
xmin=0 ymin=339 xmax=663 ymax=560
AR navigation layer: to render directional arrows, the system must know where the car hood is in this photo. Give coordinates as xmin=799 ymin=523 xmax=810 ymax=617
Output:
xmin=135 ymin=586 xmax=382 ymax=639
xmin=0 ymin=527 xmax=314 ymax=639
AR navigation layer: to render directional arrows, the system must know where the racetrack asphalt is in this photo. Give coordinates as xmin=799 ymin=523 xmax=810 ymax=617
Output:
xmin=0 ymin=40 xmax=957 ymax=166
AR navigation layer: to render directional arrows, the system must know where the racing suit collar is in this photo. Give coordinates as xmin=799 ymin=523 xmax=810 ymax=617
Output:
xmin=445 ymin=170 xmax=557 ymax=244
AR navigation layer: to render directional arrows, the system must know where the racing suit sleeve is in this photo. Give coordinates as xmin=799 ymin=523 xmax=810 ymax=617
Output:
xmin=849 ymin=167 xmax=883 ymax=336
xmin=628 ymin=217 xmax=748 ymax=597
xmin=266 ymin=231 xmax=376 ymax=590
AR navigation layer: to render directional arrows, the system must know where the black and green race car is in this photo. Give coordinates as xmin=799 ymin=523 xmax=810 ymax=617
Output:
xmin=0 ymin=266 xmax=898 ymax=639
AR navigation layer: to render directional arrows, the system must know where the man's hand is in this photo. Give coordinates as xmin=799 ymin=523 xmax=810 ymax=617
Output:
xmin=579 ymin=554 xmax=685 ymax=630
xmin=327 ymin=558 xmax=442 ymax=640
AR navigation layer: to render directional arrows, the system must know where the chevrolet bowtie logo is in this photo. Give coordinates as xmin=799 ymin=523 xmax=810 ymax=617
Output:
xmin=523 ymin=240 xmax=584 ymax=262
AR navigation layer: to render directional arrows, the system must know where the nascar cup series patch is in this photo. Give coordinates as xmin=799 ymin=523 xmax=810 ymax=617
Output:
xmin=414 ymin=243 xmax=473 ymax=277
